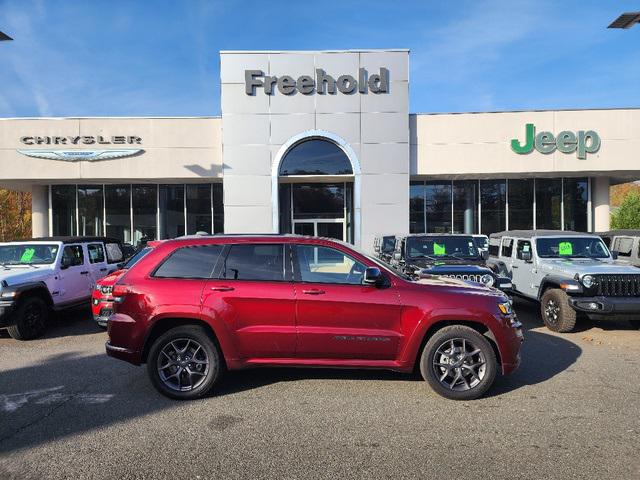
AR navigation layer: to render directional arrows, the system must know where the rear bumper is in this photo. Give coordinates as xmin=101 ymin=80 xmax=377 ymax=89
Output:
xmin=106 ymin=341 xmax=141 ymax=365
xmin=105 ymin=313 xmax=144 ymax=365
xmin=569 ymin=296 xmax=640 ymax=316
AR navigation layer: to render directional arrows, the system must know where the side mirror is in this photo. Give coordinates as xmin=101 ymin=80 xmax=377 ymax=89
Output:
xmin=481 ymin=250 xmax=490 ymax=261
xmin=521 ymin=251 xmax=532 ymax=262
xmin=611 ymin=250 xmax=619 ymax=260
xmin=363 ymin=267 xmax=383 ymax=286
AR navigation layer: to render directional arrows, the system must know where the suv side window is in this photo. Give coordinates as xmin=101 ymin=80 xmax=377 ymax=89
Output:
xmin=105 ymin=242 xmax=124 ymax=264
xmin=87 ymin=243 xmax=105 ymax=264
xmin=220 ymin=244 xmax=285 ymax=281
xmin=62 ymin=245 xmax=84 ymax=267
xmin=500 ymin=238 xmax=513 ymax=258
xmin=294 ymin=245 xmax=366 ymax=285
xmin=614 ymin=237 xmax=633 ymax=257
xmin=516 ymin=240 xmax=531 ymax=260
xmin=153 ymin=245 xmax=223 ymax=279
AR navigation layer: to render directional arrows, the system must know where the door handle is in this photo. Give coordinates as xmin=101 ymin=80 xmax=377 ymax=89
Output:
xmin=100 ymin=268 xmax=107 ymax=272
xmin=302 ymin=289 xmax=325 ymax=295
xmin=210 ymin=286 xmax=234 ymax=292
xmin=80 ymin=271 xmax=89 ymax=275
xmin=512 ymin=265 xmax=518 ymax=269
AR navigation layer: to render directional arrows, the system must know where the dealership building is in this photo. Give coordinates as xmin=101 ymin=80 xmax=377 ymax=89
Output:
xmin=1 ymin=49 xmax=639 ymax=252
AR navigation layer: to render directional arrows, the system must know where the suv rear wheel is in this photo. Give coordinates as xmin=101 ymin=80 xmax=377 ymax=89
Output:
xmin=420 ymin=325 xmax=497 ymax=400
xmin=540 ymin=288 xmax=577 ymax=333
xmin=7 ymin=296 xmax=48 ymax=340
xmin=147 ymin=325 xmax=221 ymax=400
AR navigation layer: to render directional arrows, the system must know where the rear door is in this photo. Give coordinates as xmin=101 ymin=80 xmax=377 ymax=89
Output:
xmin=58 ymin=244 xmax=91 ymax=303
xmin=292 ymin=243 xmax=402 ymax=360
xmin=86 ymin=243 xmax=109 ymax=284
xmin=512 ymin=239 xmax=537 ymax=297
xmin=202 ymin=243 xmax=296 ymax=358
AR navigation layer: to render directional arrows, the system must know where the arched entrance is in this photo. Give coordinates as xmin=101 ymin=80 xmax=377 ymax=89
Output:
xmin=271 ymin=131 xmax=361 ymax=245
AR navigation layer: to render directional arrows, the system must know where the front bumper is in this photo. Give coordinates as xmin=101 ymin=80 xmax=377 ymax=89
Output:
xmin=0 ymin=300 xmax=16 ymax=328
xmin=569 ymin=296 xmax=640 ymax=316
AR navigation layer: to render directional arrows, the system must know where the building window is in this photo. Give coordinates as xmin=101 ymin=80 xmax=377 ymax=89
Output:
xmin=132 ymin=185 xmax=157 ymax=245
xmin=563 ymin=178 xmax=588 ymax=232
xmin=535 ymin=178 xmax=562 ymax=230
xmin=213 ymin=183 xmax=224 ymax=234
xmin=425 ymin=181 xmax=452 ymax=233
xmin=279 ymin=138 xmax=352 ymax=176
xmin=51 ymin=185 xmax=76 ymax=236
xmin=409 ymin=181 xmax=425 ymax=233
xmin=77 ymin=185 xmax=103 ymax=236
xmin=105 ymin=185 xmax=131 ymax=243
xmin=159 ymin=184 xmax=185 ymax=239
xmin=186 ymin=184 xmax=212 ymax=234
xmin=508 ymin=179 xmax=534 ymax=230
xmin=453 ymin=180 xmax=478 ymax=234
xmin=480 ymin=180 xmax=506 ymax=235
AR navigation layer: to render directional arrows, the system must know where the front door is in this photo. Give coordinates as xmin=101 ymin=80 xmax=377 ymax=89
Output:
xmin=292 ymin=243 xmax=402 ymax=360
xmin=512 ymin=239 xmax=537 ymax=297
xmin=202 ymin=243 xmax=296 ymax=358
xmin=86 ymin=243 xmax=109 ymax=285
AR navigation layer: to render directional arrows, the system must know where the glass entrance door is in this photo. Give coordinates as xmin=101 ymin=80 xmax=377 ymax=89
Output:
xmin=293 ymin=218 xmax=345 ymax=241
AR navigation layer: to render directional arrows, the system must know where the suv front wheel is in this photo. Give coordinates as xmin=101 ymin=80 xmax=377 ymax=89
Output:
xmin=147 ymin=325 xmax=222 ymax=400
xmin=420 ymin=325 xmax=497 ymax=400
xmin=7 ymin=296 xmax=48 ymax=340
xmin=540 ymin=288 xmax=577 ymax=333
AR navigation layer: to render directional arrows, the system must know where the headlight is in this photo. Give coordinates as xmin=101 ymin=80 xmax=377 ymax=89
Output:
xmin=582 ymin=275 xmax=593 ymax=288
xmin=497 ymin=300 xmax=513 ymax=315
xmin=480 ymin=274 xmax=494 ymax=287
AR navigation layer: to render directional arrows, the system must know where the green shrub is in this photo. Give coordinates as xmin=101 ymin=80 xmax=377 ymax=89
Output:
xmin=611 ymin=192 xmax=640 ymax=229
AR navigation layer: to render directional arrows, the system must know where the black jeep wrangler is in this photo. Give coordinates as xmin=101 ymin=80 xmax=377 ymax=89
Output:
xmin=386 ymin=234 xmax=512 ymax=292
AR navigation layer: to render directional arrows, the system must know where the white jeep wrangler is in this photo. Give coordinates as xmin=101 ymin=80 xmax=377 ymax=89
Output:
xmin=0 ymin=236 xmax=124 ymax=340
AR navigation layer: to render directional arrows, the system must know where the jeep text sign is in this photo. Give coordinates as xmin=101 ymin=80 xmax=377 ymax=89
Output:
xmin=245 ymin=68 xmax=389 ymax=95
xmin=511 ymin=123 xmax=600 ymax=159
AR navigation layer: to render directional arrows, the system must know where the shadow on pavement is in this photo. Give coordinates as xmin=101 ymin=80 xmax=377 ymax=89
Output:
xmin=0 ymin=307 xmax=102 ymax=340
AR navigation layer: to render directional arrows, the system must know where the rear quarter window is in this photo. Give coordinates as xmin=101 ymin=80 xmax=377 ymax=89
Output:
xmin=153 ymin=245 xmax=223 ymax=279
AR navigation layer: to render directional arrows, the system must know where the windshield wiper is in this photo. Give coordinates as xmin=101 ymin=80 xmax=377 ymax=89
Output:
xmin=411 ymin=254 xmax=439 ymax=261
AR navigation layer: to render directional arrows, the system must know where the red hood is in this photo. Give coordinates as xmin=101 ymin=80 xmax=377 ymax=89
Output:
xmin=97 ymin=269 xmax=126 ymax=286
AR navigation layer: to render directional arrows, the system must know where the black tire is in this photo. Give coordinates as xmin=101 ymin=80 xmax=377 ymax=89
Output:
xmin=629 ymin=320 xmax=640 ymax=330
xmin=7 ymin=296 xmax=49 ymax=340
xmin=147 ymin=325 xmax=221 ymax=400
xmin=540 ymin=288 xmax=577 ymax=333
xmin=420 ymin=325 xmax=497 ymax=401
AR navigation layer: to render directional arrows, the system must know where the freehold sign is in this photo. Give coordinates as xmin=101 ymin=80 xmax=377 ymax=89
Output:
xmin=245 ymin=67 xmax=389 ymax=95
xmin=511 ymin=124 xmax=600 ymax=159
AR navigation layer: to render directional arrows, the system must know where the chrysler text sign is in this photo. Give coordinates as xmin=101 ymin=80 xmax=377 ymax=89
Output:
xmin=511 ymin=124 xmax=600 ymax=159
xmin=245 ymin=68 xmax=389 ymax=95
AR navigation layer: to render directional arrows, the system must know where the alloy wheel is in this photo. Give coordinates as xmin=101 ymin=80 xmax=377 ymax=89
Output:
xmin=157 ymin=338 xmax=210 ymax=392
xmin=432 ymin=338 xmax=486 ymax=391
xmin=544 ymin=299 xmax=560 ymax=325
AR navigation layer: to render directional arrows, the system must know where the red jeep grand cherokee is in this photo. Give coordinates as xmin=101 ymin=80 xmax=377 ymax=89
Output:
xmin=106 ymin=235 xmax=522 ymax=400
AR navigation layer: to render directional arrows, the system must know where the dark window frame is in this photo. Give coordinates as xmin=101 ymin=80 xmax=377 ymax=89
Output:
xmin=87 ymin=243 xmax=105 ymax=264
xmin=501 ymin=238 xmax=514 ymax=258
xmin=215 ymin=243 xmax=293 ymax=283
xmin=62 ymin=244 xmax=85 ymax=267
xmin=291 ymin=243 xmax=370 ymax=286
xmin=151 ymin=244 xmax=225 ymax=280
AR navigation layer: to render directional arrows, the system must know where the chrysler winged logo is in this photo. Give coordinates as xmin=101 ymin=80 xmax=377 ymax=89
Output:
xmin=17 ymin=149 xmax=144 ymax=162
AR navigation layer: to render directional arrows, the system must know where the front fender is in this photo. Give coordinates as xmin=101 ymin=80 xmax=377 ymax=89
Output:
xmin=538 ymin=274 xmax=583 ymax=299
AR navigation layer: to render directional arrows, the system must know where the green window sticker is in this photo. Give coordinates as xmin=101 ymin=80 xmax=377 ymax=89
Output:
xmin=558 ymin=241 xmax=573 ymax=256
xmin=20 ymin=248 xmax=35 ymax=263
xmin=433 ymin=243 xmax=446 ymax=256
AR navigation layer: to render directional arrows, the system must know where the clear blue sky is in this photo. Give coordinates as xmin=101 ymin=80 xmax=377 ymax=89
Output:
xmin=1 ymin=0 xmax=639 ymax=117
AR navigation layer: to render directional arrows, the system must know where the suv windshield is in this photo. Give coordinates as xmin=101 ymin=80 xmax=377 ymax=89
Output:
xmin=406 ymin=236 xmax=479 ymax=259
xmin=0 ymin=244 xmax=59 ymax=265
xmin=536 ymin=237 xmax=610 ymax=259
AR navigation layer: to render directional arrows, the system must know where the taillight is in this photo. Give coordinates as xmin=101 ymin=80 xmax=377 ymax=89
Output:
xmin=111 ymin=284 xmax=129 ymax=304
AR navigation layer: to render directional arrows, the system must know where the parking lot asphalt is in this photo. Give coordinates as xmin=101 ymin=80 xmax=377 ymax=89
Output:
xmin=0 ymin=300 xmax=639 ymax=480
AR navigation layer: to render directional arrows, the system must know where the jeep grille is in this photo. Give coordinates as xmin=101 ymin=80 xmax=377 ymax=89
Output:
xmin=593 ymin=274 xmax=640 ymax=297
xmin=445 ymin=274 xmax=483 ymax=283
